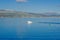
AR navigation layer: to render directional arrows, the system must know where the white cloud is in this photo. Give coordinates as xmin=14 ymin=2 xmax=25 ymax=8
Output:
xmin=16 ymin=0 xmax=27 ymax=2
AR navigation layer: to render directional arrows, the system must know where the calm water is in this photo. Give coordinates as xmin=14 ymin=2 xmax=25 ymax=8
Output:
xmin=0 ymin=18 xmax=60 ymax=40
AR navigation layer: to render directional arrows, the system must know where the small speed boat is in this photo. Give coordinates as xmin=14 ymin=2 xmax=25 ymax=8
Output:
xmin=27 ymin=21 xmax=32 ymax=24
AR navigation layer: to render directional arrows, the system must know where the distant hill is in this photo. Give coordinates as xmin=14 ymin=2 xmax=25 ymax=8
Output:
xmin=0 ymin=10 xmax=60 ymax=17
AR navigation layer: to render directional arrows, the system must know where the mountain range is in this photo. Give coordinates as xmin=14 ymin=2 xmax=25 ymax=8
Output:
xmin=0 ymin=9 xmax=60 ymax=17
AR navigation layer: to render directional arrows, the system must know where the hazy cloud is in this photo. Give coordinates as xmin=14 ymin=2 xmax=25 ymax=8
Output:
xmin=16 ymin=0 xmax=27 ymax=2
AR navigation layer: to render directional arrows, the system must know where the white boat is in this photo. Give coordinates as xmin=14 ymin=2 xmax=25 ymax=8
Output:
xmin=27 ymin=21 xmax=32 ymax=24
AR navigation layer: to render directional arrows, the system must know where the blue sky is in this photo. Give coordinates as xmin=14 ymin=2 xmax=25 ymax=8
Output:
xmin=0 ymin=0 xmax=60 ymax=13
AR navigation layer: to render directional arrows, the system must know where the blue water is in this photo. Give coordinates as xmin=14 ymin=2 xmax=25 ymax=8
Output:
xmin=0 ymin=18 xmax=60 ymax=40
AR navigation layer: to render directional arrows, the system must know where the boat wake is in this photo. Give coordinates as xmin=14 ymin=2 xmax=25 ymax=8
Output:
xmin=38 ymin=22 xmax=60 ymax=24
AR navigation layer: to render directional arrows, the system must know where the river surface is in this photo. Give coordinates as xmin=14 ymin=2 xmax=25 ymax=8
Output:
xmin=0 ymin=18 xmax=60 ymax=40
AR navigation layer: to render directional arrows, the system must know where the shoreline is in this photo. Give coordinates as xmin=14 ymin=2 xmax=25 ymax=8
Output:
xmin=0 ymin=17 xmax=60 ymax=18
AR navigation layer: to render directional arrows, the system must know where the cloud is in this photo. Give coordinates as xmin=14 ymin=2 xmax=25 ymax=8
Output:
xmin=16 ymin=0 xmax=27 ymax=2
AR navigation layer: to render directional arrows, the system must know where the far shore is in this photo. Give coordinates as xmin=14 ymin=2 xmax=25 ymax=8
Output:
xmin=0 ymin=16 xmax=60 ymax=18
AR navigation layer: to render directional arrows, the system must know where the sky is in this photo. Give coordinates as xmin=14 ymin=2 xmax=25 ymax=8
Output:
xmin=0 ymin=0 xmax=60 ymax=13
